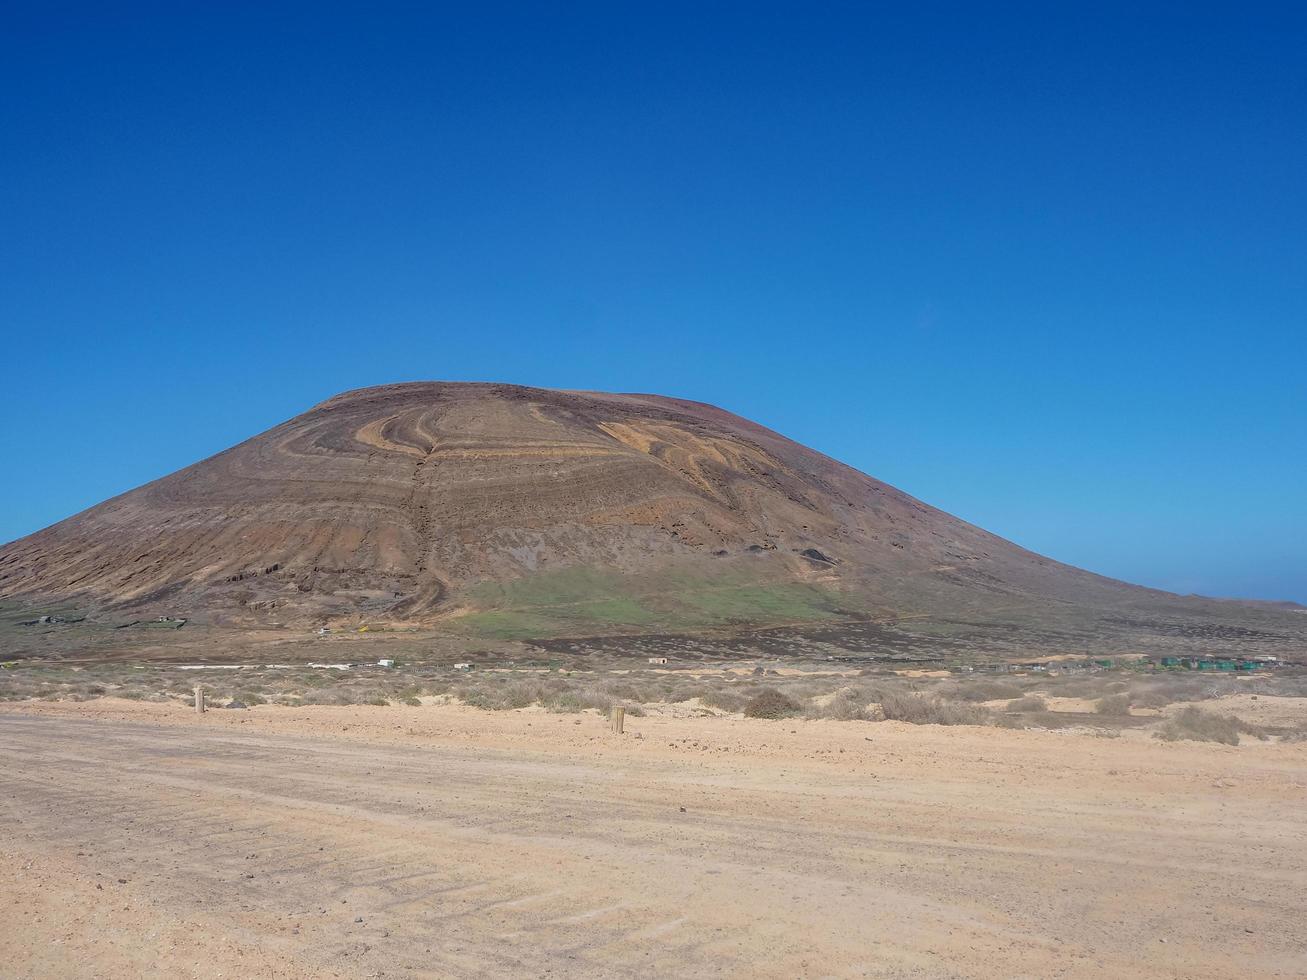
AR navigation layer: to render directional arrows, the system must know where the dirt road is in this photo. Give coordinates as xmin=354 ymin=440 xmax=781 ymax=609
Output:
xmin=2 ymin=702 xmax=1304 ymax=978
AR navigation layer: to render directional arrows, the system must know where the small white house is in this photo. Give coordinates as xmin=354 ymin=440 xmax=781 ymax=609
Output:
xmin=377 ymin=659 xmax=396 ymax=668
xmin=648 ymin=657 xmax=669 ymax=665
xmin=453 ymin=662 xmax=473 ymax=670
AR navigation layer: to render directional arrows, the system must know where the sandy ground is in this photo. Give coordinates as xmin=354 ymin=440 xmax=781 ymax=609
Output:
xmin=1 ymin=700 xmax=1304 ymax=979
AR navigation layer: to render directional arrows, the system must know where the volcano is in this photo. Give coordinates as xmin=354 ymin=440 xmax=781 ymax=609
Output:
xmin=2 ymin=382 xmax=1302 ymax=655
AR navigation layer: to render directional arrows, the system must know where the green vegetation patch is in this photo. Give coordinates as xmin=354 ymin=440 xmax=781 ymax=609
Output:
xmin=456 ymin=565 xmax=845 ymax=639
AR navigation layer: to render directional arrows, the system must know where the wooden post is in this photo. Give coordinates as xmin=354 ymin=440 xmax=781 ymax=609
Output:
xmin=194 ymin=685 xmax=205 ymax=714
xmin=609 ymin=705 xmax=624 ymax=734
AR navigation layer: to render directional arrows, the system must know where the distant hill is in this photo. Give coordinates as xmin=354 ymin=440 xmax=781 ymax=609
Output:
xmin=2 ymin=382 xmax=1303 ymax=657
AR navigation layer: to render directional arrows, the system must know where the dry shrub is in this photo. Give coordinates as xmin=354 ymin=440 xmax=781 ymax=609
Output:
xmin=1129 ymin=688 xmax=1177 ymax=709
xmin=578 ymin=686 xmax=627 ymax=711
xmin=950 ymin=680 xmax=1021 ymax=703
xmin=457 ymin=687 xmax=498 ymax=710
xmin=499 ymin=681 xmax=545 ymax=709
xmin=1095 ymin=693 xmax=1132 ymax=716
xmin=700 ymin=689 xmax=747 ymax=713
xmin=1040 ymin=677 xmax=1102 ymax=700
xmin=856 ymin=681 xmax=915 ymax=705
xmin=591 ymin=679 xmax=646 ymax=702
xmin=1155 ymin=706 xmax=1266 ymax=746
xmin=543 ymin=691 xmax=586 ymax=713
xmin=534 ymin=685 xmax=615 ymax=713
xmin=1258 ymin=675 xmax=1307 ymax=698
xmin=879 ymin=693 xmax=990 ymax=726
xmin=805 ymin=689 xmax=867 ymax=721
xmin=1006 ymin=695 xmax=1047 ymax=714
xmin=743 ymin=688 xmax=800 ymax=719
xmin=450 ymin=680 xmax=526 ymax=710
xmin=1127 ymin=675 xmax=1220 ymax=709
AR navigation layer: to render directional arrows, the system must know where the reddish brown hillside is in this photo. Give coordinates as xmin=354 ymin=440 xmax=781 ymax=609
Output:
xmin=2 ymin=383 xmax=1302 ymax=655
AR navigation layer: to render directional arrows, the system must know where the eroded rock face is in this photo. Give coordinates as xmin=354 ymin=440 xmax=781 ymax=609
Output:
xmin=0 ymin=382 xmax=1158 ymax=628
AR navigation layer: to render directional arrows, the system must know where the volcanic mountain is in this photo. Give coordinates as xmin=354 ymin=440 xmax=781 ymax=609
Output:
xmin=1 ymin=382 xmax=1302 ymax=655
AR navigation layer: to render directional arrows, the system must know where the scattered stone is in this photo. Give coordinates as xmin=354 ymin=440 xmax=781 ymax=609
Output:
xmin=799 ymin=548 xmax=837 ymax=565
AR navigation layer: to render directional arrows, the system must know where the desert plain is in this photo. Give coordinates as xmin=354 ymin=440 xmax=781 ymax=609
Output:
xmin=2 ymin=662 xmax=1305 ymax=980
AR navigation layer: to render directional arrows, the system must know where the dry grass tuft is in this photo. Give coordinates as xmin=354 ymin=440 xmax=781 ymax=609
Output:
xmin=805 ymin=688 xmax=868 ymax=721
xmin=700 ymin=689 xmax=747 ymax=713
xmin=949 ymin=680 xmax=1022 ymax=703
xmin=1095 ymin=693 xmax=1132 ymax=716
xmin=1006 ymin=695 xmax=1048 ymax=714
xmin=879 ymin=693 xmax=990 ymax=727
xmin=743 ymin=688 xmax=800 ymax=719
xmin=1155 ymin=705 xmax=1266 ymax=746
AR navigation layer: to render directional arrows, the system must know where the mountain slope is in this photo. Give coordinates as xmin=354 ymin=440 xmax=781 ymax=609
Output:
xmin=1 ymin=383 xmax=1301 ymax=655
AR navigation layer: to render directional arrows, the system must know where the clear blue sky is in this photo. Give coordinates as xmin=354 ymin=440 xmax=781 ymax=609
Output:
xmin=2 ymin=3 xmax=1304 ymax=602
